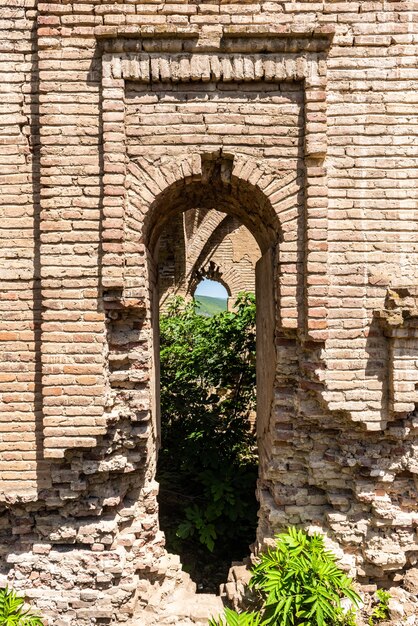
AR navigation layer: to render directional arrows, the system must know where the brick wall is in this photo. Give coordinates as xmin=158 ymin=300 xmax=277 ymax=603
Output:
xmin=1 ymin=1 xmax=418 ymax=624
xmin=0 ymin=0 xmax=41 ymax=496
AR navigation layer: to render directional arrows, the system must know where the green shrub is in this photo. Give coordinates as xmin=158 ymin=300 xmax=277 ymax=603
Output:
xmin=211 ymin=528 xmax=361 ymax=626
xmin=0 ymin=587 xmax=43 ymax=626
xmin=250 ymin=528 xmax=361 ymax=626
xmin=158 ymin=293 xmax=258 ymax=579
xmin=368 ymin=589 xmax=390 ymax=625
xmin=209 ymin=607 xmax=262 ymax=626
xmin=209 ymin=600 xmax=358 ymax=626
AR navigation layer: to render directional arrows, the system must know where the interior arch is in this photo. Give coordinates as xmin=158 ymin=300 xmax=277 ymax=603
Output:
xmin=190 ymin=259 xmax=232 ymax=297
xmin=145 ymin=170 xmax=281 ymax=257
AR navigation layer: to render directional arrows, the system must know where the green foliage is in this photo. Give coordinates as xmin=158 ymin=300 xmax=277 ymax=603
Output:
xmin=158 ymin=293 xmax=257 ymax=571
xmin=211 ymin=529 xmax=361 ymax=626
xmin=335 ymin=608 xmax=358 ymax=626
xmin=249 ymin=528 xmax=361 ymax=626
xmin=368 ymin=589 xmax=390 ymax=625
xmin=209 ymin=607 xmax=262 ymax=626
xmin=210 ymin=600 xmax=359 ymax=626
xmin=0 ymin=587 xmax=43 ymax=626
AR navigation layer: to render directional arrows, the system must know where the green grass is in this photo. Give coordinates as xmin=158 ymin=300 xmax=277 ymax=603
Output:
xmin=194 ymin=294 xmax=228 ymax=316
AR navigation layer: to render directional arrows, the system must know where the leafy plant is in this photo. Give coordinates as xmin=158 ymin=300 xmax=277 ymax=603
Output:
xmin=0 ymin=587 xmax=43 ymax=626
xmin=157 ymin=293 xmax=258 ymax=584
xmin=335 ymin=608 xmax=358 ymax=626
xmin=209 ymin=607 xmax=262 ymax=626
xmin=216 ymin=608 xmax=359 ymax=626
xmin=249 ymin=528 xmax=361 ymax=626
xmin=210 ymin=529 xmax=361 ymax=626
xmin=368 ymin=589 xmax=390 ymax=625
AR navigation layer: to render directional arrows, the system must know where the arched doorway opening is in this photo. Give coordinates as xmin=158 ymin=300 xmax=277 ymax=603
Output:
xmin=156 ymin=213 xmax=259 ymax=592
xmin=143 ymin=154 xmax=280 ymax=595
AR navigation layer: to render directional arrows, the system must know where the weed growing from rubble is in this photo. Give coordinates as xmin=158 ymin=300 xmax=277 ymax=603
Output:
xmin=210 ymin=528 xmax=361 ymax=626
xmin=209 ymin=607 xmax=262 ymax=626
xmin=0 ymin=587 xmax=43 ymax=626
xmin=368 ymin=589 xmax=391 ymax=625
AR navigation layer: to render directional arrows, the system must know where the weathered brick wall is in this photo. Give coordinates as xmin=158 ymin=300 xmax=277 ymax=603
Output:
xmin=1 ymin=1 xmax=418 ymax=624
xmin=0 ymin=0 xmax=42 ymax=497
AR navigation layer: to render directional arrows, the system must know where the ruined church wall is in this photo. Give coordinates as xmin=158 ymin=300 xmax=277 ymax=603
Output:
xmin=1 ymin=1 xmax=418 ymax=624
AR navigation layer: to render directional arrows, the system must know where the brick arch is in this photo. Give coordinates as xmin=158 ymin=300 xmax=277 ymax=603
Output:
xmin=191 ymin=263 xmax=232 ymax=299
xmin=123 ymin=152 xmax=301 ymax=248
xmin=124 ymin=152 xmax=304 ymax=330
xmin=97 ymin=149 xmax=324 ymax=613
xmin=140 ymin=154 xmax=282 ymax=255
xmin=191 ymin=262 xmax=246 ymax=303
xmin=185 ymin=209 xmax=229 ymax=273
xmin=187 ymin=214 xmax=258 ymax=299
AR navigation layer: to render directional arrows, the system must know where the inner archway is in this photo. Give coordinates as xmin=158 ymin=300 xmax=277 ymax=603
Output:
xmin=140 ymin=155 xmax=280 ymax=596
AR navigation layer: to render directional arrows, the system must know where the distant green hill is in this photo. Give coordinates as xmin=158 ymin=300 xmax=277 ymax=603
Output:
xmin=194 ymin=294 xmax=228 ymax=316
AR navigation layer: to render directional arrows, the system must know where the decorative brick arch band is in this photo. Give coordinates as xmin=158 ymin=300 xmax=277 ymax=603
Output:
xmin=124 ymin=154 xmax=305 ymax=330
xmin=141 ymin=154 xmax=280 ymax=254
